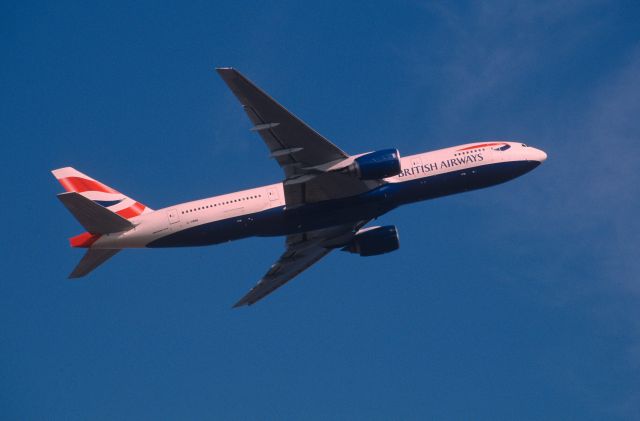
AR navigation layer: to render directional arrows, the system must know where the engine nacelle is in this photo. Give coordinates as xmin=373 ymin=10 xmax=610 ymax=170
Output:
xmin=342 ymin=225 xmax=400 ymax=257
xmin=346 ymin=149 xmax=401 ymax=180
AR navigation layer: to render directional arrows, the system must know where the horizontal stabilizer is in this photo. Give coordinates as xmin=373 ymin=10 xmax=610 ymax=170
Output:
xmin=69 ymin=249 xmax=120 ymax=278
xmin=57 ymin=192 xmax=134 ymax=234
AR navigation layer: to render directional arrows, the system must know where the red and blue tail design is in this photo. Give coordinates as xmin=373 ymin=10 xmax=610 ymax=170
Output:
xmin=52 ymin=167 xmax=153 ymax=277
xmin=52 ymin=167 xmax=153 ymax=219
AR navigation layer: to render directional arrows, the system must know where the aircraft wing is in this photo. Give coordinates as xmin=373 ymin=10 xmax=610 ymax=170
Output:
xmin=216 ymin=68 xmax=380 ymax=206
xmin=233 ymin=220 xmax=369 ymax=307
xmin=216 ymin=67 xmax=348 ymax=175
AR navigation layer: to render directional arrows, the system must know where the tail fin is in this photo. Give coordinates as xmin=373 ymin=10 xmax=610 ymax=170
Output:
xmin=52 ymin=167 xmax=151 ymax=278
xmin=51 ymin=167 xmax=153 ymax=219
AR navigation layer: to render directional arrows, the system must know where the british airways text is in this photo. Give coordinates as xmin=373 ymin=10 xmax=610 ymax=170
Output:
xmin=397 ymin=153 xmax=484 ymax=178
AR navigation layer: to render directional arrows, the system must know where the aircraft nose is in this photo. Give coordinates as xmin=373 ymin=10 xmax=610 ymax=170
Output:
xmin=531 ymin=148 xmax=547 ymax=163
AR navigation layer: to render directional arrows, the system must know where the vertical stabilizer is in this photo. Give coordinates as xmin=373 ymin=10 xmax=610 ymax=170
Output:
xmin=51 ymin=167 xmax=152 ymax=219
xmin=52 ymin=167 xmax=147 ymax=278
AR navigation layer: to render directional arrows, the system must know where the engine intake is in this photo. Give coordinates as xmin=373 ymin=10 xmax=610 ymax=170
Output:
xmin=346 ymin=149 xmax=401 ymax=180
xmin=342 ymin=225 xmax=400 ymax=257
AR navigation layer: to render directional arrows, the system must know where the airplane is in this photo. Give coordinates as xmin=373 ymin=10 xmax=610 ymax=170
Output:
xmin=52 ymin=68 xmax=547 ymax=307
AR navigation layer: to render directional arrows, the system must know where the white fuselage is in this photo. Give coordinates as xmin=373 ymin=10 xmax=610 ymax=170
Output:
xmin=92 ymin=141 xmax=546 ymax=249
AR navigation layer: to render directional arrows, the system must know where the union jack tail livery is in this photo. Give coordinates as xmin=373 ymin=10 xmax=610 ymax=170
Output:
xmin=52 ymin=167 xmax=153 ymax=278
xmin=51 ymin=167 xmax=152 ymax=219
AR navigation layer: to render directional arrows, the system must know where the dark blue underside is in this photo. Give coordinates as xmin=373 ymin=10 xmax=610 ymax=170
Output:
xmin=147 ymin=160 xmax=540 ymax=248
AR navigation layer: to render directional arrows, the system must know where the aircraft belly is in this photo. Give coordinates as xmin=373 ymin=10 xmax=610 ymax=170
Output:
xmin=389 ymin=160 xmax=541 ymax=205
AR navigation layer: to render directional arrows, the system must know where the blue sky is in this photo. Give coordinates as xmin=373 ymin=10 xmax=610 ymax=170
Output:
xmin=2 ymin=0 xmax=640 ymax=419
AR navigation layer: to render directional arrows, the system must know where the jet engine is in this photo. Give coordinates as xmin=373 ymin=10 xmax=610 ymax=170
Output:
xmin=344 ymin=148 xmax=401 ymax=180
xmin=342 ymin=225 xmax=400 ymax=256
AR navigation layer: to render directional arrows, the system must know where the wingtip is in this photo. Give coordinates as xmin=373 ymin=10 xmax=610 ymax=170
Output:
xmin=232 ymin=300 xmax=249 ymax=309
xmin=216 ymin=67 xmax=243 ymax=83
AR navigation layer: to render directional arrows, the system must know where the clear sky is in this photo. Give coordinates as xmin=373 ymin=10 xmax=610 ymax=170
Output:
xmin=2 ymin=1 xmax=640 ymax=419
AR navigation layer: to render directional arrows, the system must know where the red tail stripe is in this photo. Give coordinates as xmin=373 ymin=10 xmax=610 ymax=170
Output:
xmin=70 ymin=232 xmax=101 ymax=248
xmin=59 ymin=177 xmax=118 ymax=194
xmin=116 ymin=202 xmax=146 ymax=219
xmin=457 ymin=142 xmax=506 ymax=151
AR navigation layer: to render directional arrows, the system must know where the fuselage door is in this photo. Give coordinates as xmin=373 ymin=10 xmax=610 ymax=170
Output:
xmin=267 ymin=187 xmax=279 ymax=202
xmin=167 ymin=208 xmax=180 ymax=224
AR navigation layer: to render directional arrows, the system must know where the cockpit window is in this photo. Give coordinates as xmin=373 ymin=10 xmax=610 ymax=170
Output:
xmin=521 ymin=143 xmax=528 ymax=147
